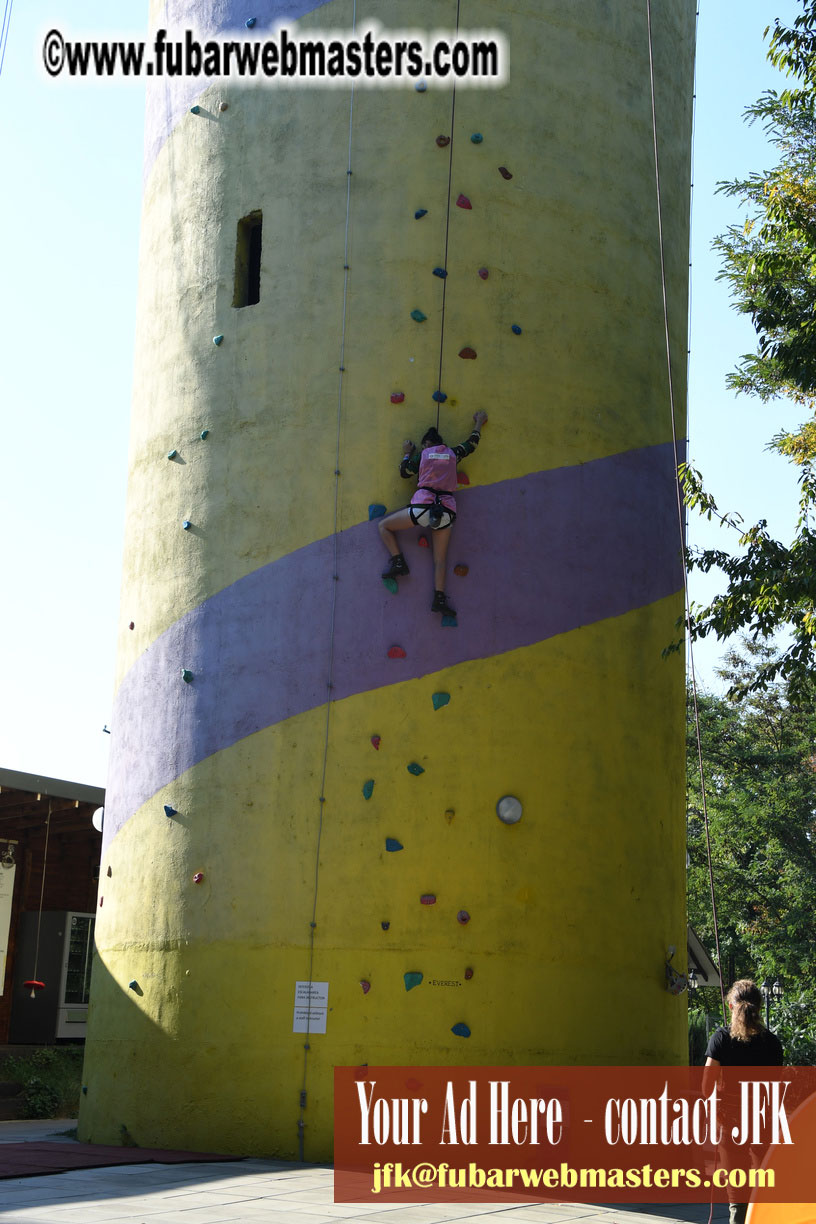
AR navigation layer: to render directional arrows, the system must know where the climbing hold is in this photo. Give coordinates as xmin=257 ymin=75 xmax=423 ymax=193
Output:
xmin=498 ymin=166 xmax=513 ymax=180
xmin=432 ymin=391 xmax=447 ymax=403
xmin=471 ymin=132 xmax=484 ymax=143
xmin=407 ymin=762 xmax=425 ymax=775
xmin=181 ymin=669 xmax=194 ymax=683
xmin=451 ymin=1022 xmax=471 ymax=1038
xmin=381 ymin=921 xmax=390 ymax=930
xmin=441 ymin=614 xmax=458 ymax=628
xmin=418 ymin=535 xmax=430 ymax=548
xmin=24 ymin=980 xmax=45 ymax=998
xmin=82 ymin=1085 xmax=88 ymax=1095
xmin=445 ymin=809 xmax=455 ymax=823
xmin=385 ymin=838 xmax=403 ymax=853
xmin=464 ymin=967 xmax=474 ymax=980
xmin=213 ymin=334 xmax=223 ymax=345
xmin=382 ymin=577 xmax=398 ymax=594
xmin=415 ymin=80 xmax=427 ymax=92
xmin=245 ymin=16 xmax=257 ymax=27
xmin=411 ymin=309 xmax=427 ymax=323
xmin=457 ymin=910 xmax=471 ymax=925
xmin=182 ymin=520 xmax=192 ymax=530
xmin=128 ymin=980 xmax=139 ymax=991
xmin=164 ymin=804 xmax=178 ymax=819
xmin=167 ymin=449 xmax=178 ymax=460
xmin=360 ymin=980 xmax=371 ymax=994
xmin=390 ymin=392 xmax=405 ymax=403
xmin=193 ymin=872 xmax=204 ymax=883
xmin=404 ymin=971 xmax=423 ymax=990
xmin=420 ymin=894 xmax=436 ymax=906
xmin=414 ymin=209 xmax=428 ymax=219
xmin=106 ymin=865 xmax=112 ymax=877
xmin=388 ymin=645 xmax=406 ymax=659
xmin=456 ymin=194 xmax=472 ymax=210
xmin=512 ymin=324 xmax=523 ymax=335
xmin=200 ymin=428 xmax=210 ymax=439
xmin=458 ymin=347 xmax=477 ymax=359
xmin=457 ymin=472 xmax=470 ymax=485
xmin=129 ymin=621 xmax=135 ymax=630
xmin=453 ymin=564 xmax=469 ymax=577
xmin=370 ymin=735 xmax=381 ymax=750
xmin=362 ymin=780 xmax=374 ymax=800
xmin=432 ymin=267 xmax=448 ymax=279
xmin=478 ymin=267 xmax=489 ymax=280
xmin=219 ymin=102 xmax=228 ymax=112
xmin=496 ymin=795 xmax=523 ymax=825
xmin=436 ymin=135 xmax=450 ymax=147
xmin=432 ymin=692 xmax=450 ymax=710
xmin=190 ymin=105 xmax=201 ymax=115
xmin=368 ymin=504 xmax=386 ymax=520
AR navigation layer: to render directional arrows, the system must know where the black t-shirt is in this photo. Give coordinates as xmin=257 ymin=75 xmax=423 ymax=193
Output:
xmin=705 ymin=1025 xmax=783 ymax=1066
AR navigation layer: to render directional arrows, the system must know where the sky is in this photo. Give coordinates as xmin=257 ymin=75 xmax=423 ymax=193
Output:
xmin=0 ymin=1 xmax=807 ymax=788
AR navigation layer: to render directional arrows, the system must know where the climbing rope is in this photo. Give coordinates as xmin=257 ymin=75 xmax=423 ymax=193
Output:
xmin=645 ymin=0 xmax=727 ymax=1024
xmin=28 ymin=802 xmax=52 ymax=993
xmin=435 ymin=0 xmax=462 ymax=430
xmin=297 ymin=0 xmax=358 ymax=1162
xmin=0 ymin=0 xmax=14 ymax=79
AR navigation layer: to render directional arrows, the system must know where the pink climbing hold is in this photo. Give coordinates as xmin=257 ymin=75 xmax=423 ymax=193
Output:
xmin=499 ymin=166 xmax=513 ymax=180
xmin=436 ymin=135 xmax=450 ymax=147
xmin=458 ymin=347 xmax=477 ymax=360
xmin=420 ymin=894 xmax=437 ymax=906
xmin=457 ymin=472 xmax=470 ymax=486
xmin=388 ymin=645 xmax=406 ymax=659
xmin=418 ymin=535 xmax=430 ymax=548
xmin=128 ymin=621 xmax=135 ymax=630
xmin=360 ymin=980 xmax=371 ymax=994
xmin=371 ymin=735 xmax=381 ymax=750
xmin=391 ymin=392 xmax=405 ymax=404
xmin=456 ymin=194 xmax=472 ymax=210
xmin=478 ymin=267 xmax=489 ymax=280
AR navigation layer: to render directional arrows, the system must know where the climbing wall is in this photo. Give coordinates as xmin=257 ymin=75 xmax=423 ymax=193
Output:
xmin=79 ymin=0 xmax=695 ymax=1159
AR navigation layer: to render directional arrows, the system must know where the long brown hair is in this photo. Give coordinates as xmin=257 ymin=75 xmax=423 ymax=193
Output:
xmin=727 ymin=979 xmax=764 ymax=1041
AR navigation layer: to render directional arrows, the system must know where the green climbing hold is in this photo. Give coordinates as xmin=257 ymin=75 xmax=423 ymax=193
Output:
xmin=404 ymin=972 xmax=423 ymax=991
xmin=407 ymin=762 xmax=424 ymax=776
xmin=410 ymin=310 xmax=427 ymax=323
xmin=362 ymin=779 xmax=374 ymax=800
xmin=382 ymin=577 xmax=398 ymax=594
xmin=432 ymin=692 xmax=450 ymax=710
xmin=181 ymin=669 xmax=194 ymax=683
xmin=441 ymin=614 xmax=458 ymax=628
xmin=167 ymin=449 xmax=178 ymax=460
xmin=471 ymin=133 xmax=483 ymax=143
xmin=200 ymin=428 xmax=210 ymax=440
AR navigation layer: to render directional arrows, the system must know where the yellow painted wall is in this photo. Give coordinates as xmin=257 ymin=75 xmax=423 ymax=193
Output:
xmin=80 ymin=0 xmax=695 ymax=1160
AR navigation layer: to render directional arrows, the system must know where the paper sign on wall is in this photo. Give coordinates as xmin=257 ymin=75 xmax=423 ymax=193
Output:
xmin=0 ymin=862 xmax=16 ymax=996
xmin=293 ymin=980 xmax=328 ymax=1034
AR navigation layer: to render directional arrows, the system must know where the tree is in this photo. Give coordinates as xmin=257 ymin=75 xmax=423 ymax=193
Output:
xmin=683 ymin=3 xmax=816 ymax=696
xmin=686 ymin=642 xmax=816 ymax=1053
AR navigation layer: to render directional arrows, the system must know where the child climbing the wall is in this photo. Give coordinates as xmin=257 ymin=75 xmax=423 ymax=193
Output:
xmin=379 ymin=410 xmax=488 ymax=617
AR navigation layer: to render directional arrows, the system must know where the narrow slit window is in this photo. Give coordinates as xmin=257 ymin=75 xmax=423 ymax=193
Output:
xmin=233 ymin=210 xmax=263 ymax=307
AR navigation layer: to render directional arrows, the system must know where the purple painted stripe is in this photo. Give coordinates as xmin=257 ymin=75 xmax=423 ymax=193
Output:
xmin=103 ymin=444 xmax=683 ymax=849
xmin=144 ymin=0 xmax=337 ymax=184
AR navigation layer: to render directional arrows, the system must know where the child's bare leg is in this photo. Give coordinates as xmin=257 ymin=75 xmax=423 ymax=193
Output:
xmin=378 ymin=508 xmax=414 ymax=556
xmin=431 ymin=525 xmax=452 ymax=592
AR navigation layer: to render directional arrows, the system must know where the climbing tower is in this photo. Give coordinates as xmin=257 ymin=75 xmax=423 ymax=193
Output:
xmin=80 ymin=0 xmax=695 ymax=1159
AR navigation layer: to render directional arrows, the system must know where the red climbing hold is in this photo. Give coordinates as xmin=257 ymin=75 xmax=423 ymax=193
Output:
xmin=420 ymin=894 xmax=437 ymax=905
xmin=436 ymin=135 xmax=450 ymax=147
xmin=360 ymin=980 xmax=371 ymax=994
xmin=456 ymin=194 xmax=472 ymax=210
xmin=371 ymin=735 xmax=381 ymax=750
xmin=128 ymin=621 xmax=135 ymax=630
xmin=456 ymin=472 xmax=470 ymax=486
xmin=498 ymin=166 xmax=513 ymax=180
xmin=478 ymin=268 xmax=489 ymax=280
xmin=454 ymin=564 xmax=469 ymax=577
xmin=464 ymin=967 xmax=474 ymax=980
xmin=418 ymin=535 xmax=430 ymax=548
xmin=388 ymin=645 xmax=407 ymax=659
xmin=458 ymin=347 xmax=477 ymax=360
xmin=390 ymin=392 xmax=405 ymax=404
xmin=193 ymin=872 xmax=204 ymax=884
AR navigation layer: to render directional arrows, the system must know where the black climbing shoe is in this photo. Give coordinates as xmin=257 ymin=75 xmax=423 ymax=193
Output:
xmin=431 ymin=591 xmax=456 ymax=616
xmin=382 ymin=554 xmax=410 ymax=580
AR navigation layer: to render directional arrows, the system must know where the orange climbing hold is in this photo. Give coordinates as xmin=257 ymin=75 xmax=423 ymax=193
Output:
xmin=454 ymin=564 xmax=469 ymax=577
xmin=456 ymin=194 xmax=472 ymax=210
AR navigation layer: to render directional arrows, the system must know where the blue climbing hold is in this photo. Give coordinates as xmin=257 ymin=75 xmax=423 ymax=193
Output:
xmin=451 ymin=1022 xmax=471 ymax=1038
xmin=432 ymin=692 xmax=450 ymax=710
xmin=128 ymin=980 xmax=139 ymax=991
xmin=190 ymin=105 xmax=201 ymax=115
xmin=471 ymin=133 xmax=484 ymax=144
xmin=415 ymin=80 xmax=427 ymax=92
xmin=381 ymin=921 xmax=390 ymax=930
xmin=415 ymin=209 xmax=428 ymax=219
xmin=404 ymin=972 xmax=423 ymax=991
xmin=432 ymin=391 xmax=447 ymax=403
xmin=441 ymin=614 xmax=458 ymax=628
xmin=181 ymin=669 xmax=194 ymax=683
xmin=167 ymin=449 xmax=178 ymax=460
xmin=213 ymin=334 xmax=224 ymax=345
xmin=411 ymin=310 xmax=427 ymax=323
xmin=433 ymin=267 xmax=448 ymax=279
xmin=382 ymin=577 xmax=398 ymax=594
xmin=385 ymin=838 xmax=404 ymax=852
xmin=182 ymin=520 xmax=192 ymax=530
xmin=362 ymin=780 xmax=374 ymax=800
xmin=407 ymin=763 xmax=425 ymax=776
xmin=245 ymin=16 xmax=257 ymax=27
xmin=164 ymin=805 xmax=178 ymax=819
xmin=200 ymin=428 xmax=210 ymax=440
xmin=512 ymin=324 xmax=522 ymax=335
xmin=369 ymin=504 xmax=386 ymax=520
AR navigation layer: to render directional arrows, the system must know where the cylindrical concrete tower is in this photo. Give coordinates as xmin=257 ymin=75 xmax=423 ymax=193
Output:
xmin=80 ymin=0 xmax=695 ymax=1160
